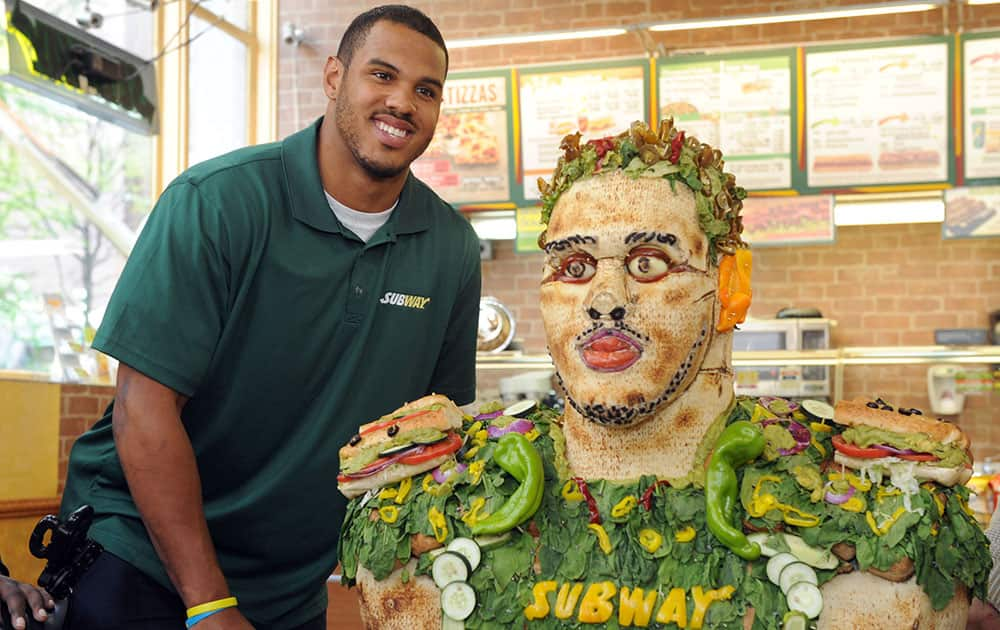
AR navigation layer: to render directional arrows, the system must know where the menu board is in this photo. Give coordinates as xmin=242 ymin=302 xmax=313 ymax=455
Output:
xmin=515 ymin=207 xmax=545 ymax=253
xmin=518 ymin=61 xmax=648 ymax=202
xmin=658 ymin=53 xmax=795 ymax=191
xmin=805 ymin=40 xmax=950 ymax=189
xmin=741 ymin=195 xmax=834 ymax=245
xmin=963 ymin=34 xmax=1000 ymax=183
xmin=944 ymin=186 xmax=1000 ymax=238
xmin=411 ymin=72 xmax=513 ymax=205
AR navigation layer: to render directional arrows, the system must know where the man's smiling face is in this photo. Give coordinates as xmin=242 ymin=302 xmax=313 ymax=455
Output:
xmin=539 ymin=172 xmax=718 ymax=427
xmin=331 ymin=20 xmax=446 ymax=180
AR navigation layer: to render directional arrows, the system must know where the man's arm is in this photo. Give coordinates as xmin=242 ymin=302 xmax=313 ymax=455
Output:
xmin=113 ymin=363 xmax=252 ymax=629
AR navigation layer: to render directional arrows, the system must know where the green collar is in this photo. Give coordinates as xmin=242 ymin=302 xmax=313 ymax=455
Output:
xmin=281 ymin=117 xmax=432 ymax=239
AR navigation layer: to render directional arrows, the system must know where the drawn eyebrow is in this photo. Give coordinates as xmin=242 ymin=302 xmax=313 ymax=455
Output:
xmin=625 ymin=231 xmax=678 ymax=246
xmin=543 ymin=234 xmax=597 ymax=254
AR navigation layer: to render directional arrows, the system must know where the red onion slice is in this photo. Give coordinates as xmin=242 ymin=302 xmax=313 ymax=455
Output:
xmin=824 ymin=483 xmax=856 ymax=505
xmin=875 ymin=444 xmax=918 ymax=456
xmin=474 ymin=410 xmax=504 ymax=421
xmin=432 ymin=462 xmax=468 ymax=484
xmin=486 ymin=419 xmax=535 ymax=438
xmin=777 ymin=421 xmax=811 ymax=456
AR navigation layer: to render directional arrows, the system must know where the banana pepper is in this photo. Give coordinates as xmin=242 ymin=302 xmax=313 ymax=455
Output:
xmin=748 ymin=475 xmax=821 ymax=527
xmin=611 ymin=496 xmax=637 ymax=518
xmin=706 ymin=421 xmax=766 ymax=560
xmin=428 ymin=506 xmax=448 ymax=542
xmin=865 ymin=507 xmax=906 ymax=536
xmin=638 ymin=528 xmax=663 ymax=553
xmin=562 ymin=479 xmax=585 ymax=502
xmin=379 ymin=505 xmax=399 ymax=523
xmin=588 ymin=523 xmax=613 ymax=555
xmin=675 ymin=526 xmax=696 ymax=543
xmin=461 ymin=497 xmax=489 ymax=526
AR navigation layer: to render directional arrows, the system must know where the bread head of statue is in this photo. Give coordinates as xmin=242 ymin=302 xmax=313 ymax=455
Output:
xmin=538 ymin=120 xmax=753 ymax=481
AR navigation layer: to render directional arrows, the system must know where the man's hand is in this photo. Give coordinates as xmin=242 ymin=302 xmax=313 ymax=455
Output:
xmin=190 ymin=607 xmax=255 ymax=629
xmin=0 ymin=577 xmax=54 ymax=630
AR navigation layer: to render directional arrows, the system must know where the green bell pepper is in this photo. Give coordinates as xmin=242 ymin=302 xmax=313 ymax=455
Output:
xmin=470 ymin=432 xmax=544 ymax=535
xmin=706 ymin=420 xmax=765 ymax=560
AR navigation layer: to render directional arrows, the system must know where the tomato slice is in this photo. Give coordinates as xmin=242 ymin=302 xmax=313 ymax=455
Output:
xmin=896 ymin=452 xmax=939 ymax=462
xmin=831 ymin=434 xmax=893 ymax=459
xmin=397 ymin=432 xmax=463 ymax=465
xmin=361 ymin=409 xmax=432 ymax=436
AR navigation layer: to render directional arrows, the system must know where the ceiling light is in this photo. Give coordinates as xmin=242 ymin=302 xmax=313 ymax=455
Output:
xmin=833 ymin=197 xmax=944 ymax=226
xmin=447 ymin=27 xmax=629 ymax=50
xmin=967 ymin=0 xmax=1000 ymax=4
xmin=0 ymin=239 xmax=81 ymax=258
xmin=647 ymin=1 xmax=943 ymax=32
xmin=469 ymin=211 xmax=517 ymax=240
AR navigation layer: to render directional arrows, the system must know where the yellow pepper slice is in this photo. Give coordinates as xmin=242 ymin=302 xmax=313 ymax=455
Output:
xmin=422 ymin=474 xmax=435 ymax=493
xmin=562 ymin=479 xmax=585 ymax=502
xmin=865 ymin=506 xmax=906 ymax=536
xmin=810 ymin=422 xmax=832 ymax=433
xmin=466 ymin=420 xmax=483 ymax=437
xmin=394 ymin=477 xmax=412 ymax=504
xmin=463 ymin=445 xmax=481 ymax=461
xmin=691 ymin=586 xmax=735 ymax=629
xmin=524 ymin=428 xmax=541 ymax=442
xmin=638 ymin=528 xmax=664 ymax=553
xmin=619 ymin=587 xmax=658 ymax=627
xmin=378 ymin=487 xmax=398 ymax=501
xmin=379 ymin=505 xmax=399 ymax=523
xmin=750 ymin=404 xmax=777 ymax=424
xmin=554 ymin=583 xmax=584 ymax=620
xmin=749 ymin=475 xmax=820 ymax=527
xmin=611 ymin=496 xmax=638 ymax=518
xmin=468 ymin=460 xmax=486 ymax=485
xmin=588 ymin=523 xmax=613 ymax=555
xmin=810 ymin=437 xmax=827 ymax=458
xmin=428 ymin=506 xmax=448 ymax=543
xmin=840 ymin=496 xmax=866 ymax=512
xmin=675 ymin=526 xmax=696 ymax=543
xmin=461 ymin=497 xmax=489 ymax=526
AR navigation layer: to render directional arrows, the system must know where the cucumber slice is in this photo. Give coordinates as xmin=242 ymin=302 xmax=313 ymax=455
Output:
xmin=432 ymin=551 xmax=470 ymax=589
xmin=503 ymin=399 xmax=536 ymax=417
xmin=801 ymin=399 xmax=835 ymax=422
xmin=746 ymin=532 xmax=781 ymax=557
xmin=441 ymin=581 xmax=477 ymax=621
xmin=767 ymin=552 xmax=799 ymax=586
xmin=442 ymin=614 xmax=465 ymax=630
xmin=782 ymin=610 xmax=809 ymax=630
xmin=779 ymin=561 xmax=818 ymax=595
xmin=447 ymin=537 xmax=482 ymax=572
xmin=785 ymin=581 xmax=824 ymax=619
xmin=473 ymin=532 xmax=511 ymax=550
xmin=378 ymin=442 xmax=415 ymax=457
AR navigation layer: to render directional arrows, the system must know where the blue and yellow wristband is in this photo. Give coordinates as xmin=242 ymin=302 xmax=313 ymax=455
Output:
xmin=185 ymin=596 xmax=238 ymax=628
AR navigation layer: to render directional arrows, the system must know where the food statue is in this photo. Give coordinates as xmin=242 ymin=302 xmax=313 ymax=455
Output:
xmin=337 ymin=120 xmax=990 ymax=629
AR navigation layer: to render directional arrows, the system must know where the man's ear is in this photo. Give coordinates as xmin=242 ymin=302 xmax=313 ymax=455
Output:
xmin=323 ymin=56 xmax=344 ymax=101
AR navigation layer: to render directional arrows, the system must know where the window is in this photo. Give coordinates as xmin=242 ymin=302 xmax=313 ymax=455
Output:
xmin=0 ymin=0 xmax=276 ymax=377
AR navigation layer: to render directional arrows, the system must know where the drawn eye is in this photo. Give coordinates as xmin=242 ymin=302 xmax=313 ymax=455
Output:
xmin=626 ymin=248 xmax=670 ymax=282
xmin=557 ymin=253 xmax=597 ymax=283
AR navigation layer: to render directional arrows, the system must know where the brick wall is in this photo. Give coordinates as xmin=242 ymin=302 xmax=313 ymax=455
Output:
xmin=275 ymin=1 xmax=1000 ymax=455
xmin=59 ymin=385 xmax=114 ymax=494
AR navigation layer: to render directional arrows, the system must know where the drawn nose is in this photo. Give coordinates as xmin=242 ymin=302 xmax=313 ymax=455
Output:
xmin=587 ymin=292 xmax=626 ymax=321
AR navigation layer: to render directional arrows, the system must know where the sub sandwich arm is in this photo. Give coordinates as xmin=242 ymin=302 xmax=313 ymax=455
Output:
xmin=336 ymin=395 xmax=991 ymax=629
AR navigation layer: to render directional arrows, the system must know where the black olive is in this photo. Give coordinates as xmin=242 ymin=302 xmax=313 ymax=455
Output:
xmin=875 ymin=397 xmax=887 ymax=405
xmin=880 ymin=405 xmax=894 ymax=412
xmin=349 ymin=434 xmax=361 ymax=446
xmin=866 ymin=402 xmax=879 ymax=409
xmin=387 ymin=424 xmax=399 ymax=437
xmin=912 ymin=408 xmax=923 ymax=415
xmin=899 ymin=408 xmax=912 ymax=416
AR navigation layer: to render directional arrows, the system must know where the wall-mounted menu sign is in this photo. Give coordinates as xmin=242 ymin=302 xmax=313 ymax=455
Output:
xmin=411 ymin=71 xmax=514 ymax=205
xmin=944 ymin=187 xmax=1000 ymax=238
xmin=658 ymin=51 xmax=795 ymax=192
xmin=517 ymin=60 xmax=649 ymax=203
xmin=962 ymin=34 xmax=1000 ymax=184
xmin=805 ymin=39 xmax=951 ymax=190
xmin=741 ymin=195 xmax=834 ymax=246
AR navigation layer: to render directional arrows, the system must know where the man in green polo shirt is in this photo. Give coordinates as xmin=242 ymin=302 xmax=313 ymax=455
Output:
xmin=58 ymin=6 xmax=480 ymax=630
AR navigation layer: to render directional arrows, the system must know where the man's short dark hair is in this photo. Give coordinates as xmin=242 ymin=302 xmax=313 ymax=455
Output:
xmin=336 ymin=5 xmax=449 ymax=72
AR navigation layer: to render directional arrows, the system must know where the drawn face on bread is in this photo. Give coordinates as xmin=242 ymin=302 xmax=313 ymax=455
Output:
xmin=540 ymin=172 xmax=717 ymax=427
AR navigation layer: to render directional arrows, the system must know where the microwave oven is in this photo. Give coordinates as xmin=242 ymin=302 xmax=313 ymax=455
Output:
xmin=732 ymin=318 xmax=832 ymax=399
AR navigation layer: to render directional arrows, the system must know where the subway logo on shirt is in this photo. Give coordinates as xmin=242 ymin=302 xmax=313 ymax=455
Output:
xmin=379 ymin=292 xmax=431 ymax=309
